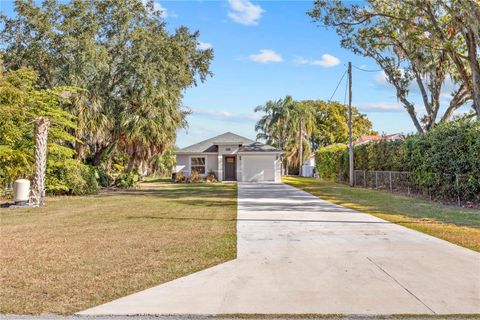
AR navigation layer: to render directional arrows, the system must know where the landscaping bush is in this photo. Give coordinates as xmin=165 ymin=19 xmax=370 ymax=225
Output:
xmin=175 ymin=171 xmax=186 ymax=183
xmin=114 ymin=172 xmax=139 ymax=189
xmin=46 ymin=159 xmax=99 ymax=195
xmin=95 ymin=167 xmax=114 ymax=187
xmin=205 ymin=170 xmax=218 ymax=183
xmin=79 ymin=165 xmax=100 ymax=195
xmin=189 ymin=170 xmax=201 ymax=183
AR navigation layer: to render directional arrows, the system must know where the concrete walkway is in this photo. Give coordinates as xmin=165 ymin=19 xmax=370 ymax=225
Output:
xmin=79 ymin=183 xmax=480 ymax=315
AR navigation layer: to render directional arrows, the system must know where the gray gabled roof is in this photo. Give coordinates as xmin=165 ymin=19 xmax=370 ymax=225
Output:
xmin=175 ymin=132 xmax=282 ymax=154
xmin=238 ymin=142 xmax=282 ymax=153
xmin=175 ymin=132 xmax=255 ymax=153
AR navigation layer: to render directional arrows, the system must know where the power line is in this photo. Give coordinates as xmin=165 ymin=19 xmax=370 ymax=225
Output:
xmin=328 ymin=69 xmax=348 ymax=103
xmin=352 ymin=65 xmax=382 ymax=73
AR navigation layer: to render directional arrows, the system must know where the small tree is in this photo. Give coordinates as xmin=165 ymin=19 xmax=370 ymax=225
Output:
xmin=0 ymin=68 xmax=77 ymax=205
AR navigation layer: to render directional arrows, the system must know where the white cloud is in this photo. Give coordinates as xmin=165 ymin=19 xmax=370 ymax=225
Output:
xmin=311 ymin=54 xmax=341 ymax=67
xmin=294 ymin=54 xmax=340 ymax=68
xmin=248 ymin=49 xmax=283 ymax=64
xmin=197 ymin=42 xmax=213 ymax=50
xmin=357 ymin=102 xmax=403 ymax=112
xmin=228 ymin=0 xmax=264 ymax=26
xmin=141 ymin=0 xmax=168 ymax=18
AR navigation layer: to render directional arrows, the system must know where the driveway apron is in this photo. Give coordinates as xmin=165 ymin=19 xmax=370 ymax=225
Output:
xmin=79 ymin=182 xmax=480 ymax=315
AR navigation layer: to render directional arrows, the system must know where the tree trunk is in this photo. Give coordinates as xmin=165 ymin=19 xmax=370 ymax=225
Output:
xmin=126 ymin=157 xmax=135 ymax=173
xmin=298 ymin=117 xmax=304 ymax=176
xmin=30 ymin=117 xmax=50 ymax=207
xmin=92 ymin=145 xmax=107 ymax=166
xmin=465 ymin=28 xmax=480 ymax=116
xmin=74 ymin=141 xmax=87 ymax=160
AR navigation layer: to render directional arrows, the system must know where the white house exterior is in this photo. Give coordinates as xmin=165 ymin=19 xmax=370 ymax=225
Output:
xmin=174 ymin=132 xmax=283 ymax=182
xmin=301 ymin=153 xmax=316 ymax=177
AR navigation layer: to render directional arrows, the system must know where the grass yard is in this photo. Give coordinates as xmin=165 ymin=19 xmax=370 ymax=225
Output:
xmin=283 ymin=176 xmax=480 ymax=252
xmin=0 ymin=180 xmax=237 ymax=315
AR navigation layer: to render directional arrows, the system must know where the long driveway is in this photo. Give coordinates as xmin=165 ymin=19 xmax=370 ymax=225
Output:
xmin=79 ymin=183 xmax=480 ymax=315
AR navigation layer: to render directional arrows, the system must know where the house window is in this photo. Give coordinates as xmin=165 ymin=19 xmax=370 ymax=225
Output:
xmin=191 ymin=157 xmax=206 ymax=174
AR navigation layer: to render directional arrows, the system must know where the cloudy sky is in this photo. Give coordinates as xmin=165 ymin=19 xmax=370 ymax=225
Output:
xmin=2 ymin=0 xmax=470 ymax=147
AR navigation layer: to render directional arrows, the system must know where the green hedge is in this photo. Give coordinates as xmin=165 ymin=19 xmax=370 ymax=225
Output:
xmin=316 ymin=118 xmax=480 ymax=203
xmin=315 ymin=144 xmax=347 ymax=179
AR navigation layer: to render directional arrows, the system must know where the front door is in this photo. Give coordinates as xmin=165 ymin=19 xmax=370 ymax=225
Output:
xmin=224 ymin=156 xmax=236 ymax=181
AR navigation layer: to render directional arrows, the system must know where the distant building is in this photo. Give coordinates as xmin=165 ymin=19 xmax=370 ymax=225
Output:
xmin=355 ymin=133 xmax=405 ymax=146
xmin=301 ymin=153 xmax=316 ymax=177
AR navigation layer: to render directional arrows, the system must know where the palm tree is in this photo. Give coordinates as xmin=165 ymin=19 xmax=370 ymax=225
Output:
xmin=255 ymin=96 xmax=316 ymax=175
xmin=120 ymin=95 xmax=188 ymax=174
xmin=30 ymin=117 xmax=50 ymax=206
xmin=255 ymin=96 xmax=295 ymax=173
xmin=294 ymin=102 xmax=316 ymax=176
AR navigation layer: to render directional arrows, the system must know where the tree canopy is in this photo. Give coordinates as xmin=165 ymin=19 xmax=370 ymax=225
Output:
xmin=309 ymin=0 xmax=480 ymax=132
xmin=1 ymin=0 xmax=213 ymax=191
xmin=255 ymin=96 xmax=375 ymax=173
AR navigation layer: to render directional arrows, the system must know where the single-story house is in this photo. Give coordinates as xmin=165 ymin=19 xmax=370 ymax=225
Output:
xmin=174 ymin=132 xmax=283 ymax=182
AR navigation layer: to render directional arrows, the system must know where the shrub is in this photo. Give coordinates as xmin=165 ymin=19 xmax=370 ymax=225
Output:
xmin=175 ymin=171 xmax=186 ymax=183
xmin=96 ymin=167 xmax=114 ymax=187
xmin=189 ymin=170 xmax=201 ymax=183
xmin=328 ymin=118 xmax=479 ymax=203
xmin=403 ymin=118 xmax=480 ymax=201
xmin=46 ymin=159 xmax=99 ymax=195
xmin=114 ymin=172 xmax=138 ymax=189
xmin=205 ymin=170 xmax=217 ymax=183
xmin=315 ymin=144 xmax=347 ymax=180
xmin=76 ymin=165 xmax=99 ymax=195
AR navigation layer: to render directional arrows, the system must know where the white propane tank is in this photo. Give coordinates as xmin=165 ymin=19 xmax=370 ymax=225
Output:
xmin=13 ymin=179 xmax=30 ymax=205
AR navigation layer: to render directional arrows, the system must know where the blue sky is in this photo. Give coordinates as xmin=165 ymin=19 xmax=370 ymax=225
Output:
xmin=2 ymin=0 xmax=469 ymax=147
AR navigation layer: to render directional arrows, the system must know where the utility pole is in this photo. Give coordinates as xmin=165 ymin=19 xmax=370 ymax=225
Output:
xmin=348 ymin=62 xmax=354 ymax=187
xmin=299 ymin=116 xmax=304 ymax=177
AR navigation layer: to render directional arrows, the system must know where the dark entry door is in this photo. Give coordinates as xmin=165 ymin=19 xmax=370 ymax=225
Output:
xmin=224 ymin=156 xmax=236 ymax=181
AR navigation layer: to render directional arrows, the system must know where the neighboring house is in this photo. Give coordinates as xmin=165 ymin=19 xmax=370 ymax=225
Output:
xmin=355 ymin=133 xmax=405 ymax=146
xmin=301 ymin=153 xmax=316 ymax=177
xmin=174 ymin=132 xmax=283 ymax=182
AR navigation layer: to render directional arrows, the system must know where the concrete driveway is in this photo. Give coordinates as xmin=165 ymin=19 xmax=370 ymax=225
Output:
xmin=79 ymin=183 xmax=480 ymax=315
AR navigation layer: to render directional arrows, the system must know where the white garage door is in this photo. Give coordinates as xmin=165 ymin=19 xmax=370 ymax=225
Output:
xmin=242 ymin=155 xmax=276 ymax=182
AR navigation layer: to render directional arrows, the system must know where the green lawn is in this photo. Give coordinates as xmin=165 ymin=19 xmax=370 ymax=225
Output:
xmin=0 ymin=180 xmax=237 ymax=315
xmin=283 ymin=176 xmax=480 ymax=251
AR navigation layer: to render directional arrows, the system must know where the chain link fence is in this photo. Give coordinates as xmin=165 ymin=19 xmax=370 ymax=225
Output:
xmin=339 ymin=170 xmax=479 ymax=206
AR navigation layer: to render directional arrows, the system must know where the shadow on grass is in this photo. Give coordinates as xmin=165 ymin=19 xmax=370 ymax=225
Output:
xmin=142 ymin=178 xmax=172 ymax=183
xmin=102 ymin=182 xmax=237 ymax=201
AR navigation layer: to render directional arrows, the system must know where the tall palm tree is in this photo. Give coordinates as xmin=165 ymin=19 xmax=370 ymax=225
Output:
xmin=255 ymin=96 xmax=316 ymax=175
xmin=294 ymin=101 xmax=316 ymax=175
xmin=255 ymin=96 xmax=295 ymax=173
xmin=120 ymin=95 xmax=188 ymax=174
